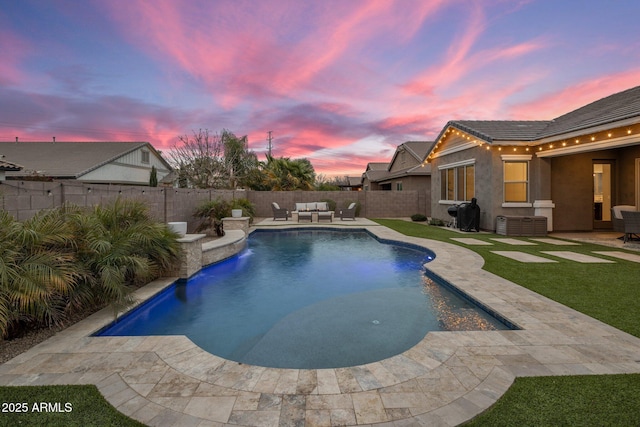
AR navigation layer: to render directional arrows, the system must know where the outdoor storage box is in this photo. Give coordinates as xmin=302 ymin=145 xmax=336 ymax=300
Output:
xmin=496 ymin=215 xmax=547 ymax=236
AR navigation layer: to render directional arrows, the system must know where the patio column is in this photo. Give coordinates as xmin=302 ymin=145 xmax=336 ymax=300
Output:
xmin=534 ymin=200 xmax=555 ymax=231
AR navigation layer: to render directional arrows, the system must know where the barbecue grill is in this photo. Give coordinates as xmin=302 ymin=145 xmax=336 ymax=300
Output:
xmin=447 ymin=205 xmax=459 ymax=228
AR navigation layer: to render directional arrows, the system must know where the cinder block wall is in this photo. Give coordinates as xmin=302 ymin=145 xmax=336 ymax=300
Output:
xmin=0 ymin=181 xmax=430 ymax=225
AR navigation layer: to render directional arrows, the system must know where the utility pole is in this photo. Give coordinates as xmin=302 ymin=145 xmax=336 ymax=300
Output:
xmin=266 ymin=131 xmax=273 ymax=157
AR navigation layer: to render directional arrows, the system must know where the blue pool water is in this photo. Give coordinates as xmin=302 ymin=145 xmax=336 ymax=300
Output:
xmin=97 ymin=229 xmax=509 ymax=368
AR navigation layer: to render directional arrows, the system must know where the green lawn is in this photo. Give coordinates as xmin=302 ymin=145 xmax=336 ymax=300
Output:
xmin=0 ymin=385 xmax=144 ymax=427
xmin=465 ymin=374 xmax=640 ymax=427
xmin=375 ymin=219 xmax=640 ymax=426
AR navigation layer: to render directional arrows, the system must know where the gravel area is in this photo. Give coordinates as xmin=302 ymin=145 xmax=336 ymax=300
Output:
xmin=1 ymin=308 xmax=105 ymax=364
xmin=0 ymin=327 xmax=61 ymax=364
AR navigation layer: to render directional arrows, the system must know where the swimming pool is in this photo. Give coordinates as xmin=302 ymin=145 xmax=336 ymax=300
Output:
xmin=97 ymin=229 xmax=510 ymax=368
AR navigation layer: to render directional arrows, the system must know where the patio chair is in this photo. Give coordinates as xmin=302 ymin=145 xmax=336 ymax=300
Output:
xmin=621 ymin=210 xmax=640 ymax=243
xmin=271 ymin=202 xmax=289 ymax=221
xmin=340 ymin=203 xmax=357 ymax=220
xmin=297 ymin=210 xmax=313 ymax=222
xmin=612 ymin=205 xmax=636 ymax=233
xmin=316 ymin=202 xmax=332 ymax=222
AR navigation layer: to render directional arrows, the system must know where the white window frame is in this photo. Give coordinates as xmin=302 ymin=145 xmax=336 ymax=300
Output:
xmin=438 ymin=159 xmax=475 ymax=204
xmin=141 ymin=150 xmax=150 ymax=164
xmin=502 ymin=154 xmax=531 ymax=207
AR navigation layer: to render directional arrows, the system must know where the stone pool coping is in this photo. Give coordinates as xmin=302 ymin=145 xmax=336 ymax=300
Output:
xmin=2 ymin=222 xmax=640 ymax=426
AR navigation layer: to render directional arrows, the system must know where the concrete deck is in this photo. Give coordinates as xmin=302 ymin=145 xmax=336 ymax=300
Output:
xmin=2 ymin=220 xmax=640 ymax=426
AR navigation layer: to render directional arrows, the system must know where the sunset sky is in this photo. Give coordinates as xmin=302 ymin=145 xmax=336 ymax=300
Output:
xmin=2 ymin=0 xmax=640 ymax=177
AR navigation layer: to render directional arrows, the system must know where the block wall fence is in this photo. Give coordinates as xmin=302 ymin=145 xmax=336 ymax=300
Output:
xmin=0 ymin=180 xmax=430 ymax=231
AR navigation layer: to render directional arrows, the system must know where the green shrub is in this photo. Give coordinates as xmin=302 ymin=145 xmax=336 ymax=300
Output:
xmin=0 ymin=199 xmax=181 ymax=339
xmin=230 ymin=197 xmax=256 ymax=223
xmin=321 ymin=198 xmax=337 ymax=211
xmin=429 ymin=217 xmax=445 ymax=226
xmin=411 ymin=213 xmax=427 ymax=222
xmin=193 ymin=198 xmax=231 ymax=236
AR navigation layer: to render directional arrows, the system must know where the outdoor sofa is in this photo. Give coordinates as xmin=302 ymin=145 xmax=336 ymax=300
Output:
xmin=293 ymin=202 xmax=333 ymax=222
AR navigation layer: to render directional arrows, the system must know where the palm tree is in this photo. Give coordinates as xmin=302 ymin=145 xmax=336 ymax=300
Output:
xmin=0 ymin=209 xmax=78 ymax=338
xmin=259 ymin=155 xmax=316 ymax=190
xmin=68 ymin=198 xmax=181 ymax=314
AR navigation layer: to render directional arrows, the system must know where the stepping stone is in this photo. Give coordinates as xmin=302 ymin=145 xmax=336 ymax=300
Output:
xmin=490 ymin=238 xmax=538 ymax=245
xmin=450 ymin=238 xmax=493 ymax=245
xmin=491 ymin=251 xmax=557 ymax=263
xmin=529 ymin=238 xmax=580 ymax=246
xmin=541 ymin=251 xmax=615 ymax=263
xmin=593 ymin=251 xmax=640 ymax=263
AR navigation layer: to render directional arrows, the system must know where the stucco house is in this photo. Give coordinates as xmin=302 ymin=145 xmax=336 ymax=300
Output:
xmin=0 ymin=157 xmax=23 ymax=181
xmin=363 ymin=141 xmax=433 ymax=191
xmin=0 ymin=141 xmax=172 ymax=185
xmin=426 ymin=85 xmax=640 ymax=232
xmin=361 ymin=162 xmax=389 ymax=191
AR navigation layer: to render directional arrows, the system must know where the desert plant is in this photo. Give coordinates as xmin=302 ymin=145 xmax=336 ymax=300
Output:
xmin=68 ymin=199 xmax=181 ymax=314
xmin=411 ymin=213 xmax=428 ymax=222
xmin=193 ymin=198 xmax=231 ymax=236
xmin=0 ymin=209 xmax=79 ymax=338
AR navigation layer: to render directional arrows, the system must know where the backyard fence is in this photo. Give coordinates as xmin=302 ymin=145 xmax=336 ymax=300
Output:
xmin=0 ymin=180 xmax=430 ymax=231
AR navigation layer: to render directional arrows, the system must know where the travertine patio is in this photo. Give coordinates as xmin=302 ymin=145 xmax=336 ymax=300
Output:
xmin=2 ymin=221 xmax=640 ymax=426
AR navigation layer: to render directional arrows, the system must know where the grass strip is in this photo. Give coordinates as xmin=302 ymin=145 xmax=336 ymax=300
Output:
xmin=464 ymin=374 xmax=640 ymax=426
xmin=0 ymin=385 xmax=145 ymax=427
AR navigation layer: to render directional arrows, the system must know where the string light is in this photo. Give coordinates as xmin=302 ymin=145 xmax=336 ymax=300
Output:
xmin=430 ymin=124 xmax=638 ymax=158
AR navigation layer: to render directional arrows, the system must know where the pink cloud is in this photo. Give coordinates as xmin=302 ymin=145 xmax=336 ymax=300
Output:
xmin=510 ymin=69 xmax=640 ymax=120
xmin=102 ymin=0 xmax=448 ymax=109
xmin=0 ymin=30 xmax=31 ymax=85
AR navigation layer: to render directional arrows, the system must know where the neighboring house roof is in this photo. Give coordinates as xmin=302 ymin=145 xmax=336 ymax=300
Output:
xmin=378 ymin=141 xmax=433 ymax=181
xmin=0 ymin=158 xmax=23 ymax=171
xmin=388 ymin=141 xmax=433 ymax=166
xmin=440 ymin=85 xmax=640 ymax=145
xmin=380 ymin=163 xmax=431 ymax=181
xmin=362 ymin=168 xmax=391 ymax=182
xmin=362 ymin=162 xmax=391 ymax=182
xmin=347 ymin=176 xmax=362 ymax=186
xmin=0 ymin=141 xmax=172 ymax=178
xmin=365 ymin=162 xmax=389 ymax=171
xmin=403 ymin=140 xmax=434 ymax=160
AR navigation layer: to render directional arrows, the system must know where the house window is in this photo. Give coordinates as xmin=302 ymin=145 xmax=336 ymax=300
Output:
xmin=396 ymin=182 xmax=403 ymax=191
xmin=141 ymin=150 xmax=150 ymax=164
xmin=502 ymin=155 xmax=530 ymax=203
xmin=439 ymin=160 xmax=475 ymax=202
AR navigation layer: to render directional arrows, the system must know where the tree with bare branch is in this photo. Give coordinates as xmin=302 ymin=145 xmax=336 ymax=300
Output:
xmin=168 ymin=129 xmax=257 ymax=189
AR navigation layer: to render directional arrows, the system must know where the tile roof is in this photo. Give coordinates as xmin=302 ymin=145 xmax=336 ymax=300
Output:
xmin=402 ymin=141 xmax=434 ymax=160
xmin=539 ymin=85 xmax=640 ymax=137
xmin=0 ymin=158 xmax=23 ymax=171
xmin=365 ymin=162 xmax=389 ymax=171
xmin=0 ymin=141 xmax=167 ymax=177
xmin=447 ymin=85 xmax=640 ymax=143
xmin=450 ymin=120 xmax=551 ymax=142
